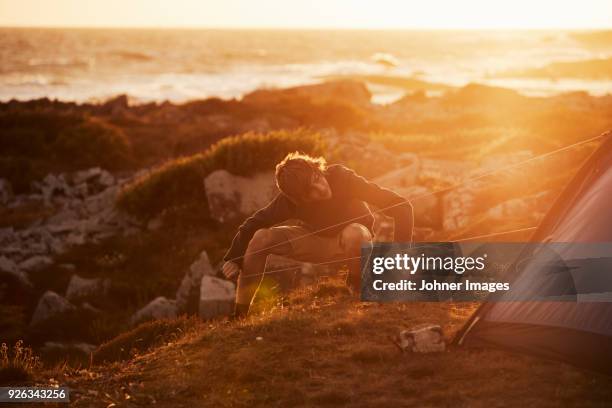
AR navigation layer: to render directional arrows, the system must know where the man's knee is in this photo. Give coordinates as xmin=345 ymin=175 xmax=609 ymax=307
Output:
xmin=340 ymin=223 xmax=372 ymax=253
xmin=246 ymin=228 xmax=288 ymax=256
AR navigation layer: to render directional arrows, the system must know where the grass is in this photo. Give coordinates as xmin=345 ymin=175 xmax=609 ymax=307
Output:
xmin=116 ymin=128 xmax=327 ymax=220
xmin=92 ymin=316 xmax=200 ymax=365
xmin=19 ymin=205 xmax=234 ymax=347
xmin=0 ymin=340 xmax=41 ymax=386
xmin=50 ymin=277 xmax=612 ymax=407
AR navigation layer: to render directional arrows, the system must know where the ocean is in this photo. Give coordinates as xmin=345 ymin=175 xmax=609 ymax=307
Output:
xmin=1 ymin=27 xmax=611 ymax=104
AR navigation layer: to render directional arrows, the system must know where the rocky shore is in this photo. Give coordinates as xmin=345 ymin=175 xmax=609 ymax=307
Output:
xmin=1 ymin=79 xmax=610 ymax=363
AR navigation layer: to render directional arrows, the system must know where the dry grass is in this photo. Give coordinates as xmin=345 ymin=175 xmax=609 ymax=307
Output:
xmin=0 ymin=340 xmax=41 ymax=386
xmin=51 ymin=277 xmax=612 ymax=407
xmin=93 ymin=316 xmax=201 ymax=365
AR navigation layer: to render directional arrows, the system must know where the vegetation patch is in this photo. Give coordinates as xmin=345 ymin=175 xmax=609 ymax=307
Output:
xmin=92 ymin=316 xmax=199 ymax=364
xmin=116 ymin=128 xmax=326 ymax=219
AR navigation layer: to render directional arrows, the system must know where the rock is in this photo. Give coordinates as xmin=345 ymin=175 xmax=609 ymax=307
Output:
xmin=73 ymin=182 xmax=89 ymax=198
xmin=393 ymin=324 xmax=446 ymax=353
xmin=47 ymin=218 xmax=82 ymax=234
xmin=65 ymin=232 xmax=87 ymax=246
xmin=397 ymin=185 xmax=439 ymax=228
xmin=442 ymin=181 xmax=482 ymax=231
xmin=243 ymin=80 xmax=372 ymax=108
xmin=0 ymin=255 xmax=30 ymax=287
xmin=40 ymin=173 xmax=71 ymax=205
xmin=45 ymin=208 xmax=80 ymax=226
xmin=130 ymin=296 xmax=177 ymax=326
xmin=98 ymin=170 xmax=115 ymax=187
xmin=101 ymin=94 xmax=129 ymax=116
xmin=0 ymin=227 xmax=15 ymax=244
xmin=204 ymin=170 xmax=278 ymax=223
xmin=18 ymin=255 xmax=53 ymax=271
xmin=80 ymin=302 xmax=103 ymax=315
xmin=487 ymin=191 xmax=553 ymax=222
xmin=59 ymin=263 xmax=76 ymax=271
xmin=176 ymin=251 xmax=215 ymax=313
xmin=147 ymin=216 xmax=163 ymax=231
xmin=73 ymin=167 xmax=102 ymax=185
xmin=30 ymin=291 xmax=76 ymax=326
xmin=65 ymin=274 xmax=110 ymax=301
xmin=0 ymin=179 xmax=13 ymax=205
xmin=373 ymin=155 xmax=421 ymax=189
xmin=480 ymin=151 xmax=533 ymax=172
xmin=421 ymin=158 xmax=476 ymax=184
xmin=199 ymin=276 xmax=235 ymax=320
xmin=0 ymin=256 xmax=18 ymax=274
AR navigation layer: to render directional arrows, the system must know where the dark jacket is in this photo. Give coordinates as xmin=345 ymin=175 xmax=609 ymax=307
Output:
xmin=223 ymin=164 xmax=414 ymax=266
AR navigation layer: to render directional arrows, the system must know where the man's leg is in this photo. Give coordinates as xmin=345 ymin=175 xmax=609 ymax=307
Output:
xmin=235 ymin=228 xmax=292 ymax=318
xmin=339 ymin=223 xmax=373 ymax=293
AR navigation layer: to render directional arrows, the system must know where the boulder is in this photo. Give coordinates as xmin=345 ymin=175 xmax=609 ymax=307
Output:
xmin=199 ymin=276 xmax=235 ymax=320
xmin=65 ymin=274 xmax=110 ymax=301
xmin=176 ymin=250 xmax=216 ymax=313
xmin=130 ymin=296 xmax=177 ymax=326
xmin=0 ymin=255 xmax=17 ymax=273
xmin=0 ymin=255 xmax=30 ymax=287
xmin=204 ymin=170 xmax=278 ymax=223
xmin=30 ymin=291 xmax=76 ymax=327
xmin=18 ymin=255 xmax=53 ymax=272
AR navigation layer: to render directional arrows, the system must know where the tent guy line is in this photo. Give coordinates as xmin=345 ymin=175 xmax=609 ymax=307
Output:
xmin=248 ymin=226 xmax=540 ymax=278
xmin=225 ymin=131 xmax=608 ymax=266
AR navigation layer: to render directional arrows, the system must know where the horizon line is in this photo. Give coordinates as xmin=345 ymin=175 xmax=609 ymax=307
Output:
xmin=1 ymin=24 xmax=611 ymax=31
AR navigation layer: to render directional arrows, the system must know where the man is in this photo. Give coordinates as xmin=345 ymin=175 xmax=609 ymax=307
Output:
xmin=221 ymin=152 xmax=414 ymax=317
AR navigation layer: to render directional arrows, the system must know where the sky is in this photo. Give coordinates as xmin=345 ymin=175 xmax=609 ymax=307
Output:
xmin=1 ymin=0 xmax=611 ymax=29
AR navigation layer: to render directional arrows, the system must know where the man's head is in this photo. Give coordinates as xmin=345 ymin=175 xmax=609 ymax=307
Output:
xmin=275 ymin=152 xmax=332 ymax=204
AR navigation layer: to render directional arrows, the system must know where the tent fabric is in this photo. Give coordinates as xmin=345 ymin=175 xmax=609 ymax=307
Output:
xmin=465 ymin=322 xmax=612 ymax=374
xmin=456 ymin=134 xmax=612 ymax=374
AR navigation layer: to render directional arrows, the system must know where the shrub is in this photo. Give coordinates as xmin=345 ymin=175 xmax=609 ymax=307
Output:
xmin=0 ymin=157 xmax=42 ymax=193
xmin=0 ymin=109 xmax=132 ymax=192
xmin=117 ymin=128 xmax=326 ymax=219
xmin=53 ymin=118 xmax=131 ymax=169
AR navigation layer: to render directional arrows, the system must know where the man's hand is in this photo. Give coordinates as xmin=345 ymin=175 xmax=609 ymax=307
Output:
xmin=222 ymin=261 xmax=241 ymax=280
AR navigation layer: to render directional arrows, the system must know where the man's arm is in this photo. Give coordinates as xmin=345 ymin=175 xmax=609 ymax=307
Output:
xmin=340 ymin=165 xmax=414 ymax=242
xmin=223 ymin=193 xmax=295 ymax=267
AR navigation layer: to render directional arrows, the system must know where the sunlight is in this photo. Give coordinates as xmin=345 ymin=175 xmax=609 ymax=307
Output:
xmin=0 ymin=0 xmax=610 ymax=29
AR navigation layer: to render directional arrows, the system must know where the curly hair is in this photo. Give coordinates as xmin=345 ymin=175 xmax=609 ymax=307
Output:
xmin=275 ymin=151 xmax=327 ymax=202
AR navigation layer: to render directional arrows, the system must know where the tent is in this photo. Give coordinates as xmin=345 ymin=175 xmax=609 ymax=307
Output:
xmin=454 ymin=133 xmax=612 ymax=374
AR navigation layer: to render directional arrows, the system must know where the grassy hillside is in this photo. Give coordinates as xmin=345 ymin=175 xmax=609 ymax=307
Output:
xmin=54 ymin=276 xmax=612 ymax=407
xmin=117 ymin=128 xmax=327 ymax=219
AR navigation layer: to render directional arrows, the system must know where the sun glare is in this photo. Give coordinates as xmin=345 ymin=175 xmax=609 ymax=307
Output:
xmin=0 ymin=0 xmax=610 ymax=29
